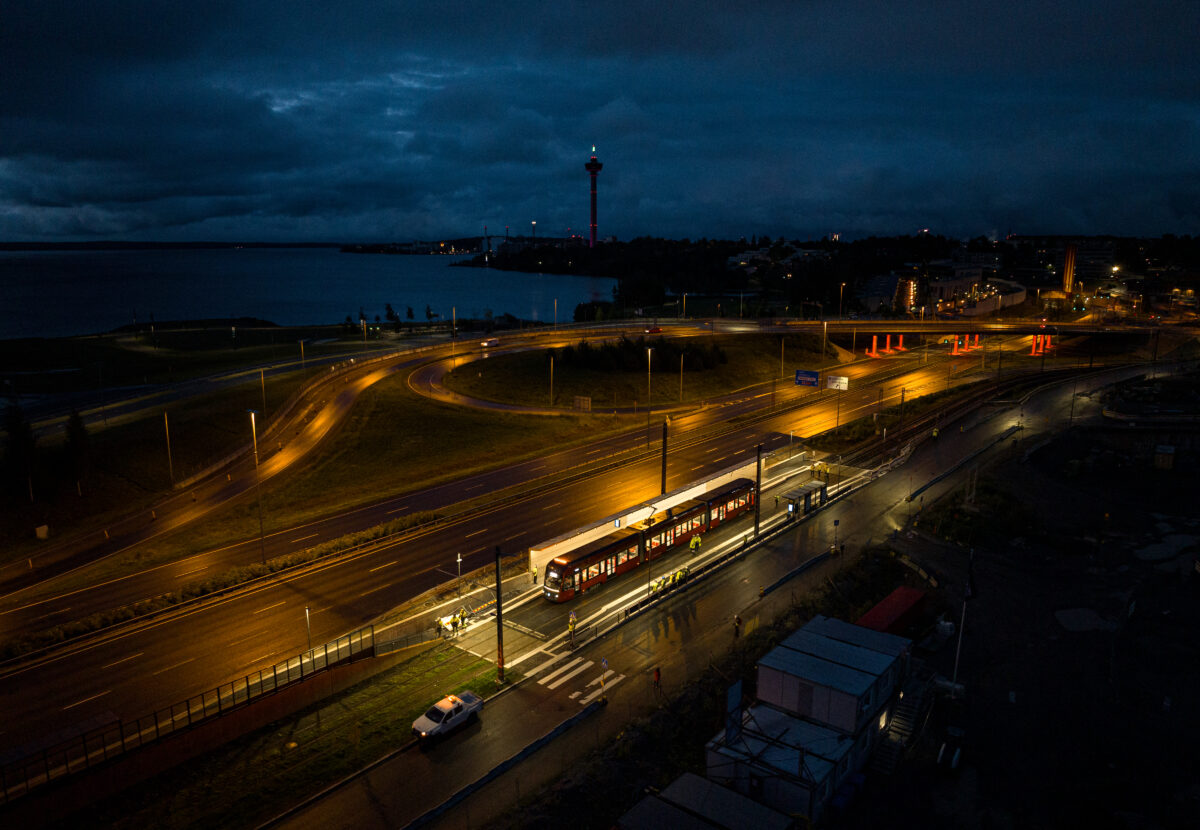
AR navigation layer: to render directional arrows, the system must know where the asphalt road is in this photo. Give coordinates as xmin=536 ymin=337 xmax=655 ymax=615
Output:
xmin=273 ymin=359 xmax=1137 ymax=829
xmin=0 ymin=334 xmax=1125 ymax=763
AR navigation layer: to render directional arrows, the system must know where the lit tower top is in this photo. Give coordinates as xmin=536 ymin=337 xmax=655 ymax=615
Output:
xmin=585 ymin=145 xmax=603 ymax=248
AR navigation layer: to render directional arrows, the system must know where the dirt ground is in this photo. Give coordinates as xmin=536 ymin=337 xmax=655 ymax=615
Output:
xmin=837 ymin=425 xmax=1200 ymax=830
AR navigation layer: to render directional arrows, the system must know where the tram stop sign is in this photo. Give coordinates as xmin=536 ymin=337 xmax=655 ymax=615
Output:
xmin=602 ymin=658 xmax=608 ymax=670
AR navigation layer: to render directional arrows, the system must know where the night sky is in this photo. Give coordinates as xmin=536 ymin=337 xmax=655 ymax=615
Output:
xmin=2 ymin=1 xmax=1198 ymax=243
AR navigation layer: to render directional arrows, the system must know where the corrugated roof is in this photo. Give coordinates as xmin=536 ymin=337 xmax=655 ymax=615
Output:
xmin=804 ymin=614 xmax=910 ymax=657
xmin=759 ymin=647 xmax=874 ymax=697
xmin=780 ymin=629 xmax=895 ymax=678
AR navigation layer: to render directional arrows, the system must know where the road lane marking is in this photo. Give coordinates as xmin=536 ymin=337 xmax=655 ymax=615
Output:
xmin=691 ymin=464 xmax=704 ymax=471
xmin=153 ymin=657 xmax=196 ymax=676
xmin=63 ymin=690 xmax=111 ymax=710
xmin=385 ymin=505 xmax=411 ymax=515
xmin=546 ymin=660 xmax=593 ymax=689
xmin=586 ymin=669 xmax=616 ymax=687
xmin=503 ymin=533 xmax=523 ymax=543
xmin=538 ymin=657 xmax=586 ymax=684
xmin=31 ymin=607 xmax=71 ymax=622
xmin=290 ymin=533 xmax=319 ymax=543
xmin=244 ymin=652 xmax=277 ymax=669
xmin=176 ymin=566 xmax=208 ymax=579
xmin=102 ymin=652 xmax=144 ymax=670
xmin=252 ymin=600 xmax=286 ymax=615
xmin=369 ymin=560 xmax=397 ymax=572
xmin=465 ymin=483 xmax=486 ymax=491
xmin=464 ymin=528 xmax=488 ymax=538
xmin=359 ymin=582 xmax=391 ymax=597
xmin=581 ymin=674 xmax=625 ymax=705
xmin=541 ymin=501 xmax=563 ymax=512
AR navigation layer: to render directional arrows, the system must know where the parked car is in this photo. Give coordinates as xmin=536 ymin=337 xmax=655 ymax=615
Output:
xmin=412 ymin=691 xmax=483 ymax=742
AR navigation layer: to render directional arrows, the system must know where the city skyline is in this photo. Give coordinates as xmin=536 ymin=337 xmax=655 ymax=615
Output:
xmin=2 ymin=1 xmax=1198 ymax=243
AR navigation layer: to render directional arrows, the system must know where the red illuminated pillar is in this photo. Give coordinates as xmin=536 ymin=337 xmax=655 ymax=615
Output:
xmin=884 ymin=334 xmax=893 ymax=353
xmin=897 ymin=334 xmax=906 ymax=351
xmin=973 ymin=333 xmax=980 ymax=349
xmin=952 ymin=337 xmax=960 ymax=356
xmin=868 ymin=335 xmax=878 ymax=357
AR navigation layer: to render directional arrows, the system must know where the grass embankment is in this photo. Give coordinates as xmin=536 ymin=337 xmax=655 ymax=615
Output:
xmin=0 ymin=511 xmax=441 ymax=661
xmin=3 ymin=371 xmax=633 ymax=654
xmin=51 ymin=549 xmax=930 ymax=830
xmin=64 ymin=643 xmax=515 ymax=830
xmin=442 ymin=332 xmax=832 ymax=409
xmin=0 ymin=325 xmax=398 ymax=563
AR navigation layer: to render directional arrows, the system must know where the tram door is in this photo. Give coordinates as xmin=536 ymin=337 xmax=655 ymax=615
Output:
xmin=605 ymin=556 xmax=614 ymax=577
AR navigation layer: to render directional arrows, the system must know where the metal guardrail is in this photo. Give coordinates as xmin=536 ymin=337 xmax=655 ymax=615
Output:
xmin=0 ymin=626 xmax=375 ymax=805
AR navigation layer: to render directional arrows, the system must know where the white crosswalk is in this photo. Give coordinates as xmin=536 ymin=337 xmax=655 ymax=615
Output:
xmin=538 ymin=657 xmax=626 ymax=704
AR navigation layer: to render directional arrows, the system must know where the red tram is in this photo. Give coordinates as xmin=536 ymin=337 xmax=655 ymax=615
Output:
xmin=542 ymin=479 xmax=756 ymax=602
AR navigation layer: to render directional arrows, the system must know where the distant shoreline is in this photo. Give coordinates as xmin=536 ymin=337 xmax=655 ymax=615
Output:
xmin=0 ymin=241 xmax=343 ymax=251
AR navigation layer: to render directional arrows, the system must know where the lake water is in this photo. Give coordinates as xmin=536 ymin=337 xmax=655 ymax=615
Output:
xmin=0 ymin=248 xmax=616 ymax=340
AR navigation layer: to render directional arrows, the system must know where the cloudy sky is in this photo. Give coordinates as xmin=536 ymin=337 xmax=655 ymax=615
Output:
xmin=2 ymin=1 xmax=1198 ymax=243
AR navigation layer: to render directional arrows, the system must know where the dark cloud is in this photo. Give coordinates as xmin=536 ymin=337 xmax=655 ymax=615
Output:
xmin=1 ymin=1 xmax=1197 ymax=242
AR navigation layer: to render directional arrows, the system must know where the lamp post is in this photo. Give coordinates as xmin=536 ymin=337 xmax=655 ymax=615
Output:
xmin=646 ymin=347 xmax=653 ymax=408
xmin=679 ymin=353 xmax=684 ymax=402
xmin=838 ymin=282 xmax=846 ymax=321
xmin=305 ymin=605 xmax=313 ymax=656
xmin=646 ymin=347 xmax=653 ymax=448
xmin=249 ymin=410 xmax=266 ymax=565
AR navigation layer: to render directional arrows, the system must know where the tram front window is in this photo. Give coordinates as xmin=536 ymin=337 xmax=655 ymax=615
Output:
xmin=544 ymin=568 xmax=563 ymax=590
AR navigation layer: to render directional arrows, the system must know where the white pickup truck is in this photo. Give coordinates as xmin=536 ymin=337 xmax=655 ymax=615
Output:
xmin=412 ymin=691 xmax=483 ymax=742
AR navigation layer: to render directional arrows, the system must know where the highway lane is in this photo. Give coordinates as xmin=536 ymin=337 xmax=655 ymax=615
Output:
xmin=0 ymin=338 xmax=991 ymax=637
xmin=277 ymin=364 xmax=1120 ymax=829
xmin=0 ymin=338 xmax=1090 ymax=754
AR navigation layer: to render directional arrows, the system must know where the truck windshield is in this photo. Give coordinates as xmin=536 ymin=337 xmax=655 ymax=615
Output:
xmin=423 ymin=707 xmax=445 ymax=723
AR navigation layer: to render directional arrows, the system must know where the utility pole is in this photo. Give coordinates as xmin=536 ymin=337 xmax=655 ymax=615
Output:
xmin=754 ymin=443 xmax=762 ymax=539
xmin=163 ymin=411 xmax=174 ymax=485
xmin=661 ymin=420 xmax=668 ymax=495
xmin=494 ymin=546 xmax=505 ymax=684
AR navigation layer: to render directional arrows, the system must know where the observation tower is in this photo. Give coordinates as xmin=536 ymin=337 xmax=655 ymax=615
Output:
xmin=585 ymin=146 xmax=603 ymax=248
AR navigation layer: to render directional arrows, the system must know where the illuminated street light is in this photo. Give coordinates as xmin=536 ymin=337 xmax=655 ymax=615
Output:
xmin=838 ymin=282 xmax=846 ymax=321
xmin=249 ymin=409 xmax=266 ymax=565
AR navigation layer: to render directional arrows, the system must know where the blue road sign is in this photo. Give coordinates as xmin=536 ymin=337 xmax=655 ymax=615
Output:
xmin=795 ymin=369 xmax=819 ymax=387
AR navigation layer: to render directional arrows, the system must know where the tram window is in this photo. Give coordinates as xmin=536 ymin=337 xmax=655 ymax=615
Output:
xmin=587 ymin=564 xmax=600 ymax=580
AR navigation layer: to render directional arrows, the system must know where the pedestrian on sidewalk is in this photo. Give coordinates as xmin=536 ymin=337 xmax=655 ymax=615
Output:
xmin=532 ymin=564 xmax=538 ymax=585
xmin=733 ymin=614 xmax=742 ymax=638
xmin=653 ymin=666 xmax=661 ymax=692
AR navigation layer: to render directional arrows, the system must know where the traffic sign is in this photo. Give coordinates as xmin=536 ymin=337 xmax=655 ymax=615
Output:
xmin=827 ymin=374 xmax=849 ymax=391
xmin=602 ymin=658 xmax=608 ymax=670
xmin=795 ymin=369 xmax=819 ymax=387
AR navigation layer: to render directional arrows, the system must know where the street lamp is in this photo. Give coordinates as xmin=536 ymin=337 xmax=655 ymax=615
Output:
xmin=838 ymin=282 xmax=846 ymax=321
xmin=248 ymin=410 xmax=266 ymax=565
xmin=646 ymin=347 xmax=653 ymax=408
xmin=646 ymin=347 xmax=653 ymax=447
